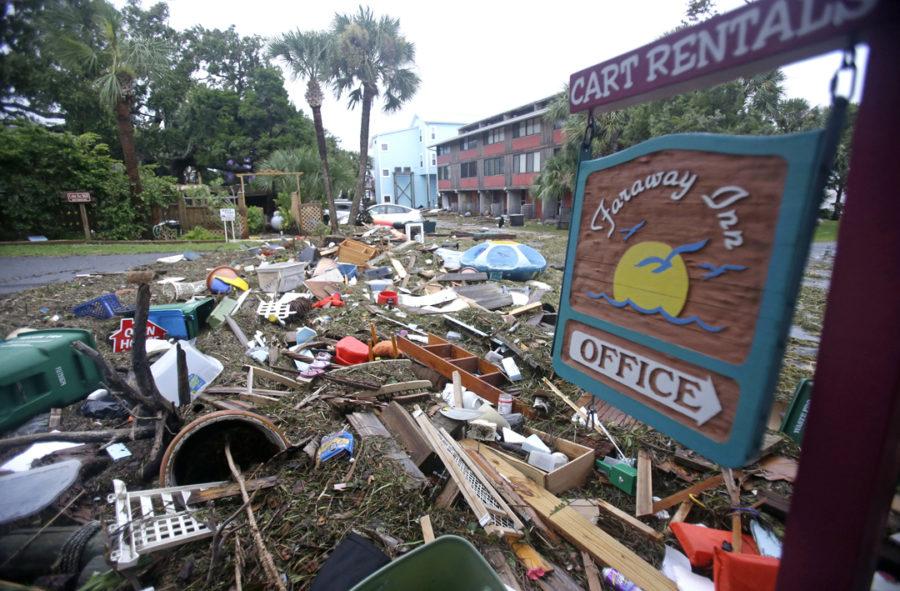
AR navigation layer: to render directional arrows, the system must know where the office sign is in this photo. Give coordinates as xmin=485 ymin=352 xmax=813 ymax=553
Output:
xmin=553 ymin=130 xmax=828 ymax=465
xmin=569 ymin=0 xmax=885 ymax=114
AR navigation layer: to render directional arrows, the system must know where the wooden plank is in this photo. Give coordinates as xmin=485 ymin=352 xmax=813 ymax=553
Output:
xmin=48 ymin=408 xmax=62 ymax=430
xmin=374 ymin=380 xmax=433 ymax=396
xmin=636 ymin=450 xmax=654 ymax=517
xmin=434 ymin=479 xmax=460 ymax=509
xmin=245 ymin=366 xmax=302 ymax=390
xmin=507 ymin=302 xmax=542 ymax=317
xmin=435 ymin=272 xmax=488 ymax=282
xmin=473 ymin=444 xmax=677 ymax=591
xmin=389 ymin=258 xmax=407 ymax=280
xmin=451 ymin=371 xmax=463 ymax=408
xmin=652 ymin=473 xmax=727 ymax=513
xmin=669 ymin=500 xmax=693 ymax=529
xmin=483 ymin=547 xmax=522 ymax=591
xmin=348 ymin=412 xmax=426 ymax=487
xmin=188 ymin=476 xmax=279 ymax=504
xmin=535 ymin=561 xmax=590 ymax=591
xmin=582 ymin=550 xmax=603 ymax=591
xmin=380 ymin=401 xmax=432 ymax=467
xmin=596 ymin=499 xmax=664 ymax=542
xmin=419 ymin=515 xmax=435 ymax=543
xmin=225 ymin=315 xmax=249 ymax=348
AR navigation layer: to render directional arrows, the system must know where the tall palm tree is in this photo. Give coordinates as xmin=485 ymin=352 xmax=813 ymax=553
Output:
xmin=270 ymin=30 xmax=340 ymax=232
xmin=51 ymin=1 xmax=167 ymax=202
xmin=332 ymin=6 xmax=420 ymax=223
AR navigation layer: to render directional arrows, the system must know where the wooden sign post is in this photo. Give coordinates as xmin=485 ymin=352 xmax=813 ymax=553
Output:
xmin=561 ymin=1 xmax=900 ymax=588
xmin=61 ymin=191 xmax=92 ymax=240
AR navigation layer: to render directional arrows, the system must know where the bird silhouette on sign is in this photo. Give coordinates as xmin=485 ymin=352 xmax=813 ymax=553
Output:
xmin=697 ymin=262 xmax=748 ymax=280
xmin=635 ymin=239 xmax=709 ymax=273
xmin=619 ymin=220 xmax=646 ymax=242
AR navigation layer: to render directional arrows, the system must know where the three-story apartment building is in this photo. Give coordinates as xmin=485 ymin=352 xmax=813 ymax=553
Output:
xmin=433 ymin=96 xmax=565 ymax=218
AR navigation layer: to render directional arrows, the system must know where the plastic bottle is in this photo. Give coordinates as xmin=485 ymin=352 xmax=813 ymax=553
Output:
xmin=498 ymin=392 xmax=513 ymax=415
xmin=602 ymin=567 xmax=642 ymax=591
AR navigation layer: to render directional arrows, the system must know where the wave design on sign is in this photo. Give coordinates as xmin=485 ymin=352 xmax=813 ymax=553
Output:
xmin=585 ymin=291 xmax=725 ymax=333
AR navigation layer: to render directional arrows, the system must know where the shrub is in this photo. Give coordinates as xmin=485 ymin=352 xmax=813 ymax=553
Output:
xmin=181 ymin=226 xmax=220 ymax=240
xmin=247 ymin=206 xmax=265 ymax=234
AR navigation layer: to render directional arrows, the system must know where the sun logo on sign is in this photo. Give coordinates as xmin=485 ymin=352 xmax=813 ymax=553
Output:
xmin=586 ymin=222 xmax=746 ymax=333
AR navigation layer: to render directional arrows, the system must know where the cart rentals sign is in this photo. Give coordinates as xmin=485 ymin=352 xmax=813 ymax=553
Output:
xmin=553 ymin=131 xmax=830 ymax=465
xmin=569 ymin=0 xmax=885 ymax=113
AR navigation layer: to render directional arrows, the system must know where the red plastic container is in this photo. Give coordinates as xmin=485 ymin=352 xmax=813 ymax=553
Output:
xmin=335 ymin=336 xmax=370 ymax=365
xmin=377 ymin=290 xmax=399 ymax=306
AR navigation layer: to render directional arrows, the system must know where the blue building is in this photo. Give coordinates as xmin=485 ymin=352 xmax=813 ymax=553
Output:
xmin=369 ymin=116 xmax=463 ymax=208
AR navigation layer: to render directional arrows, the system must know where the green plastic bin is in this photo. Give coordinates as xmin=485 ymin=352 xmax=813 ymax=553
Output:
xmin=349 ymin=536 xmax=506 ymax=591
xmin=0 ymin=329 xmax=103 ymax=433
xmin=142 ymin=297 xmax=215 ymax=340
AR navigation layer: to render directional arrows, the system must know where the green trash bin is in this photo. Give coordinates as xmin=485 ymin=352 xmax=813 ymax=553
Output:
xmin=142 ymin=297 xmax=215 ymax=340
xmin=350 ymin=536 xmax=506 ymax=591
xmin=0 ymin=329 xmax=103 ymax=433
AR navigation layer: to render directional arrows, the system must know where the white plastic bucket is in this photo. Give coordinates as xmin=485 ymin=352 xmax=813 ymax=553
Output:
xmin=150 ymin=341 xmax=223 ymax=405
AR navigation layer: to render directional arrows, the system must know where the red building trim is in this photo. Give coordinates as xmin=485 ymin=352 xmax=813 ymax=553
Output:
xmin=436 ymin=154 xmax=451 ymax=165
xmin=483 ymin=175 xmax=505 ymax=188
xmin=511 ymin=135 xmax=541 ymax=151
xmin=438 ymin=179 xmax=451 ymax=190
xmin=460 ymin=177 xmax=478 ymax=189
xmin=458 ymin=148 xmax=479 ymax=160
xmin=512 ymin=172 xmax=537 ymax=187
xmin=552 ymin=129 xmax=565 ymax=145
xmin=483 ymin=143 xmax=505 ymax=157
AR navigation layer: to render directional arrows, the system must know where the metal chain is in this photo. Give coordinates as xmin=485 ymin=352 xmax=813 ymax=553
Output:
xmin=580 ymin=109 xmax=597 ymax=162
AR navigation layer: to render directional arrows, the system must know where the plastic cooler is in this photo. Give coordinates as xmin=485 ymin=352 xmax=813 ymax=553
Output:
xmin=145 ymin=298 xmax=215 ymax=340
xmin=0 ymin=329 xmax=103 ymax=433
xmin=349 ymin=536 xmax=505 ymax=591
xmin=256 ymin=261 xmax=308 ymax=293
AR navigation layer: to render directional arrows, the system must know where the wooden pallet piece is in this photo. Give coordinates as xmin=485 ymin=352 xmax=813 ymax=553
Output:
xmin=419 ymin=515 xmax=435 ymax=543
xmin=380 ymin=401 xmax=432 ymax=467
xmin=347 ymin=412 xmax=426 ymax=488
xmin=636 ymin=450 xmax=654 ymax=517
xmin=483 ymin=547 xmax=522 ymax=591
xmin=473 ymin=444 xmax=678 ymax=591
xmin=412 ymin=408 xmax=522 ymax=537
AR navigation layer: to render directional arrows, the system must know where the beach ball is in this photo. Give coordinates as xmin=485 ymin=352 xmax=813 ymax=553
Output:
xmin=459 ymin=240 xmax=547 ymax=281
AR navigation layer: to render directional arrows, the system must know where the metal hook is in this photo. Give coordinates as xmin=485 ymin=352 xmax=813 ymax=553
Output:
xmin=829 ymin=44 xmax=858 ymax=102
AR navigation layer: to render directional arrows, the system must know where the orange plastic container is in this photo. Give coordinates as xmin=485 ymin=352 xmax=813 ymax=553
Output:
xmin=713 ymin=546 xmax=779 ymax=591
xmin=335 ymin=336 xmax=369 ymax=365
xmin=671 ymin=522 xmax=759 ymax=568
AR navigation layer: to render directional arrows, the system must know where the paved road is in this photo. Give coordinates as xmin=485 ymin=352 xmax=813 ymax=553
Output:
xmin=0 ymin=253 xmax=169 ymax=296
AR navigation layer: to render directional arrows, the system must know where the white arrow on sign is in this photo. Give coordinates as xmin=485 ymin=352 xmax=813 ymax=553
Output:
xmin=568 ymin=330 xmax=722 ymax=425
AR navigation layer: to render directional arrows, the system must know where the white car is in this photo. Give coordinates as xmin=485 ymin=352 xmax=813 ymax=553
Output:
xmin=367 ymin=203 xmax=423 ymax=227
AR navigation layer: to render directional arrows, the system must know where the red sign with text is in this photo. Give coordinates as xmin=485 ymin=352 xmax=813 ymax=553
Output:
xmin=109 ymin=318 xmax=167 ymax=353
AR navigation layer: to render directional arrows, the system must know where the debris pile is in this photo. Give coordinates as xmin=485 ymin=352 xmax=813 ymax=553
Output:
xmin=0 ymin=218 xmax=863 ymax=591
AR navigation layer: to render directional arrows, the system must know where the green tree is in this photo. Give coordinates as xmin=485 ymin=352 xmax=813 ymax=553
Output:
xmin=332 ymin=6 xmax=420 ymax=223
xmin=270 ymin=30 xmax=341 ymax=232
xmin=825 ymin=101 xmax=858 ymax=219
xmin=49 ymin=0 xmax=169 ymax=201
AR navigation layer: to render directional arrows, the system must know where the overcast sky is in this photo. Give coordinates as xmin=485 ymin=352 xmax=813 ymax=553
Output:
xmin=146 ymin=0 xmax=868 ymax=150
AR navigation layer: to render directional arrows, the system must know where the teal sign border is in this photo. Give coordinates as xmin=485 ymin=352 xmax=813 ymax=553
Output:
xmin=553 ymin=130 xmax=828 ymax=466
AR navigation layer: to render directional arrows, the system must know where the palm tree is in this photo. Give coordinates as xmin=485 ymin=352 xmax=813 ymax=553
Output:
xmin=270 ymin=30 xmax=340 ymax=232
xmin=50 ymin=1 xmax=168 ymax=202
xmin=332 ymin=6 xmax=420 ymax=223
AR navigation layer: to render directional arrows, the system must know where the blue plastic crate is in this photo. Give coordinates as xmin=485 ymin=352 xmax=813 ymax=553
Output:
xmin=72 ymin=294 xmax=133 ymax=320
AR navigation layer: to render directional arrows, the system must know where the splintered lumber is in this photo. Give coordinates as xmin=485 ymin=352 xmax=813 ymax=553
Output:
xmin=225 ymin=315 xmax=249 ymax=348
xmin=375 ymin=380 xmax=433 ymax=396
xmin=582 ymin=551 xmax=603 ymax=591
xmin=245 ymin=366 xmax=302 ymax=390
xmin=389 ymin=258 xmax=408 ymax=280
xmin=380 ymin=401 xmax=432 ymax=467
xmin=669 ymin=500 xmax=693 ymax=528
xmin=593 ymin=499 xmax=664 ymax=542
xmin=541 ymin=377 xmax=625 ymax=457
xmin=474 ymin=444 xmax=678 ymax=591
xmin=636 ymin=450 xmax=654 ymax=517
xmin=463 ymin=442 xmax=561 ymax=546
xmin=0 ymin=427 xmax=155 ymax=451
xmin=652 ymin=473 xmax=729 ymax=513
xmin=347 ymin=412 xmax=425 ymax=487
xmin=419 ymin=515 xmax=435 ymax=543
xmin=435 ymin=272 xmax=488 ymax=282
xmin=412 ymin=407 xmax=523 ymax=537
xmin=506 ymin=302 xmax=542 ymax=317
xmin=434 ymin=479 xmax=460 ymax=509
xmin=483 ymin=548 xmax=522 ymax=591
xmin=187 ymin=476 xmax=279 ymax=504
